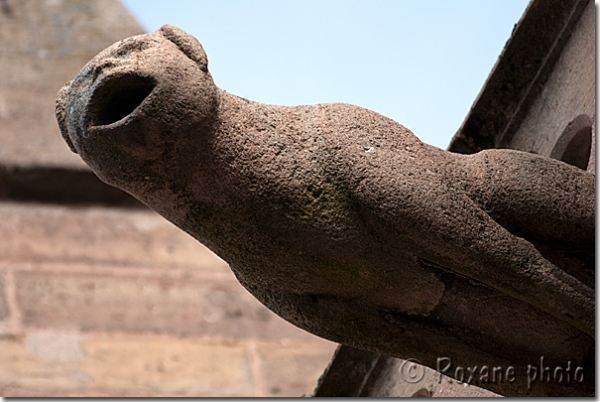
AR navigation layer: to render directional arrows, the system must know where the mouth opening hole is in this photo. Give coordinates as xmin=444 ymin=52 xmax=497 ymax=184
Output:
xmin=92 ymin=75 xmax=156 ymax=126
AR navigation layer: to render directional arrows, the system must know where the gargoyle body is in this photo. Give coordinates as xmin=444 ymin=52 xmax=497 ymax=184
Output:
xmin=56 ymin=25 xmax=594 ymax=393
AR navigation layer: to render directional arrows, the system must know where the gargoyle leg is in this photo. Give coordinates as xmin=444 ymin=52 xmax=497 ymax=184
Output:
xmin=415 ymin=191 xmax=594 ymax=338
xmin=461 ymin=149 xmax=595 ymax=247
xmin=353 ymin=166 xmax=594 ymax=337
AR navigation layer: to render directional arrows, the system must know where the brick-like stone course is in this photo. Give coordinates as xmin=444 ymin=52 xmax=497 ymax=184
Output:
xmin=0 ymin=273 xmax=8 ymax=322
xmin=0 ymin=202 xmax=228 ymax=271
xmin=1 ymin=208 xmax=337 ymax=396
xmin=0 ymin=332 xmax=253 ymax=396
xmin=0 ymin=330 xmax=336 ymax=397
xmin=15 ymin=267 xmax=320 ymax=341
xmin=80 ymin=335 xmax=255 ymax=396
xmin=259 ymin=342 xmax=339 ymax=397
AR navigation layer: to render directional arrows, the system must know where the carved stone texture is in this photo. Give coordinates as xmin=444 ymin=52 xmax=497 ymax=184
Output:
xmin=56 ymin=25 xmax=595 ymax=396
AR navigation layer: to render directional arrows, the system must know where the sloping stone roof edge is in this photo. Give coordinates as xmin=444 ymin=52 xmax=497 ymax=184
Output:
xmin=448 ymin=0 xmax=590 ymax=154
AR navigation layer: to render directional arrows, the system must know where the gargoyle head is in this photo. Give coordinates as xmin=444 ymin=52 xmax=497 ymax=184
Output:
xmin=56 ymin=25 xmax=218 ymax=193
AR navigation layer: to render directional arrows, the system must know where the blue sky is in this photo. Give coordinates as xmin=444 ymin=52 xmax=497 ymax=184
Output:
xmin=120 ymin=0 xmax=529 ymax=149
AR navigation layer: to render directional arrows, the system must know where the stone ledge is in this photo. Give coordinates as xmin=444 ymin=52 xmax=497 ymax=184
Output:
xmin=0 ymin=331 xmax=336 ymax=397
xmin=0 ymin=202 xmax=228 ymax=272
xmin=14 ymin=268 xmax=325 ymax=342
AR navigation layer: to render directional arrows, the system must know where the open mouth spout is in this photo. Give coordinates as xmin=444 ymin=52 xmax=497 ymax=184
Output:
xmin=89 ymin=73 xmax=157 ymax=128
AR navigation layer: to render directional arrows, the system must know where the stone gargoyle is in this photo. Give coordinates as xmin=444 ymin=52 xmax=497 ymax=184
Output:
xmin=56 ymin=25 xmax=594 ymax=395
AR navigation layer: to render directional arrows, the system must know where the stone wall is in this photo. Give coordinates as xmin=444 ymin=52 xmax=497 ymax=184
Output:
xmin=0 ymin=0 xmax=336 ymax=396
xmin=505 ymin=0 xmax=595 ymax=167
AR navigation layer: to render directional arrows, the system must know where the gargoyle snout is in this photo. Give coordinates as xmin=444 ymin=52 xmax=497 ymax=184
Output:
xmin=55 ymin=71 xmax=157 ymax=155
xmin=55 ymin=24 xmax=217 ymax=159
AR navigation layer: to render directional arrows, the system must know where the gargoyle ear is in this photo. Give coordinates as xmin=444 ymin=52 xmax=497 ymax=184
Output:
xmin=159 ymin=24 xmax=209 ymax=72
xmin=55 ymin=81 xmax=78 ymax=154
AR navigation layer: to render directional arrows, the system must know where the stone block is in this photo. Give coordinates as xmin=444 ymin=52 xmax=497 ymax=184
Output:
xmin=15 ymin=270 xmax=323 ymax=342
xmin=258 ymin=342 xmax=338 ymax=397
xmin=0 ymin=331 xmax=254 ymax=396
xmin=0 ymin=202 xmax=228 ymax=272
xmin=80 ymin=335 xmax=254 ymax=396
xmin=0 ymin=272 xmax=8 ymax=321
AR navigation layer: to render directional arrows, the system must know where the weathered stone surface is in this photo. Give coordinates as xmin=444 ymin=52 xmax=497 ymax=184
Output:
xmin=360 ymin=356 xmax=500 ymax=397
xmin=56 ymin=25 xmax=595 ymax=396
xmin=258 ymin=342 xmax=336 ymax=396
xmin=80 ymin=335 xmax=254 ymax=396
xmin=0 ymin=0 xmax=144 ymax=168
xmin=314 ymin=345 xmax=500 ymax=397
xmin=0 ymin=332 xmax=255 ymax=396
xmin=313 ymin=345 xmax=382 ymax=397
xmin=0 ymin=272 xmax=8 ymax=322
xmin=15 ymin=269 xmax=323 ymax=342
xmin=507 ymin=0 xmax=595 ymax=157
xmin=0 ymin=202 xmax=228 ymax=272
